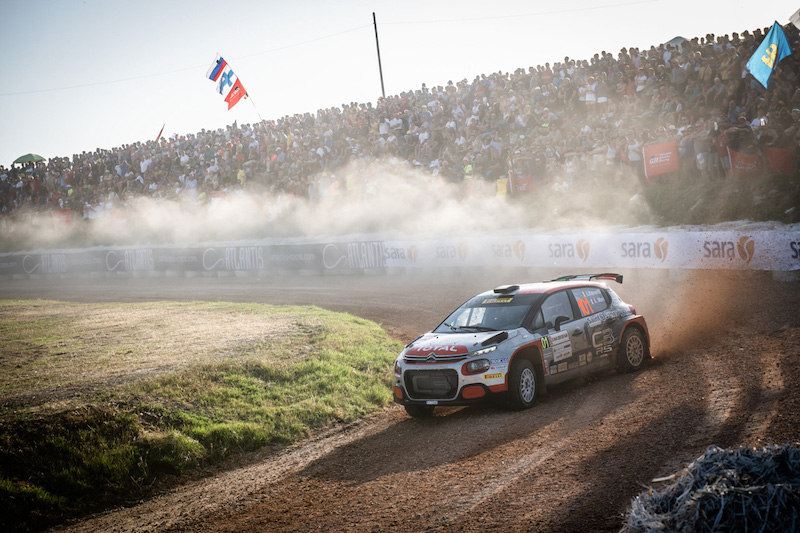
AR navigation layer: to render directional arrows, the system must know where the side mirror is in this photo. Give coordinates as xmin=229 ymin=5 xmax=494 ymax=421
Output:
xmin=554 ymin=315 xmax=570 ymax=331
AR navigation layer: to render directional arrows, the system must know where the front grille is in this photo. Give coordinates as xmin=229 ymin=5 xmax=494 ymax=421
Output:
xmin=404 ymin=370 xmax=459 ymax=400
xmin=404 ymin=353 xmax=467 ymax=364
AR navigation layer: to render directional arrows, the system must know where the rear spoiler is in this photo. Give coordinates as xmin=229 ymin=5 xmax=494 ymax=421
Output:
xmin=549 ymin=273 xmax=623 ymax=284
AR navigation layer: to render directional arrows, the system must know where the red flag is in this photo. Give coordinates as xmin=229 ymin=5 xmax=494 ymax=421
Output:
xmin=224 ymin=79 xmax=247 ymax=110
xmin=508 ymin=171 xmax=534 ymax=195
xmin=155 ymin=124 xmax=165 ymax=142
xmin=643 ymin=140 xmax=679 ymax=181
xmin=727 ymin=147 xmax=762 ymax=177
xmin=764 ymin=146 xmax=793 ymax=174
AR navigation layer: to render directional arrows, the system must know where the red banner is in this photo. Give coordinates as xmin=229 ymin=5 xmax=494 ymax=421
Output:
xmin=509 ymin=172 xmax=534 ymax=195
xmin=764 ymin=146 xmax=793 ymax=174
xmin=643 ymin=140 xmax=679 ymax=181
xmin=52 ymin=209 xmax=72 ymax=228
xmin=727 ymin=147 xmax=762 ymax=178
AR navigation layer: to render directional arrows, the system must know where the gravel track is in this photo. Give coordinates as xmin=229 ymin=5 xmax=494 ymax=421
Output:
xmin=2 ymin=269 xmax=798 ymax=532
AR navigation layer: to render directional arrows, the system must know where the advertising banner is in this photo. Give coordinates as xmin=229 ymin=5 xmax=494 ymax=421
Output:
xmin=1 ymin=229 xmax=798 ymax=278
xmin=643 ymin=141 xmax=680 ymax=181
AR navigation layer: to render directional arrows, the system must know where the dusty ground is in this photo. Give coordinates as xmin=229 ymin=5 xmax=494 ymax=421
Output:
xmin=1 ymin=268 xmax=799 ymax=532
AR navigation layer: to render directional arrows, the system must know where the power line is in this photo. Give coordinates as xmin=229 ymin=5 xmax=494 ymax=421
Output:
xmin=0 ymin=1 xmax=657 ymax=97
xmin=381 ymin=0 xmax=658 ymax=25
xmin=0 ymin=24 xmax=371 ymax=97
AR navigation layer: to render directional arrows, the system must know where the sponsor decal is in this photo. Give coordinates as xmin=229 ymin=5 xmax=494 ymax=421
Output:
xmin=202 ymin=247 xmax=264 ymax=271
xmin=620 ymin=237 xmax=669 ymax=262
xmin=557 ymin=362 xmax=568 ymax=373
xmin=655 ymin=237 xmax=669 ymax=262
xmin=407 ymin=245 xmax=419 ymax=262
xmin=514 ymin=240 xmax=526 ymax=261
xmin=225 ymin=247 xmax=264 ymax=270
xmin=482 ymin=297 xmax=513 ymax=304
xmin=491 ymin=358 xmax=509 ymax=364
xmin=544 ymin=330 xmax=572 ymax=362
xmin=323 ymin=242 xmax=386 ymax=270
xmin=385 ymin=246 xmax=411 ymax=262
xmin=406 ymin=345 xmax=467 ymax=356
xmin=107 ymin=249 xmax=154 ymax=271
xmin=157 ymin=254 xmax=198 ymax=265
xmin=483 ymin=372 xmax=503 ymax=380
xmin=592 ymin=328 xmax=614 ymax=355
xmin=737 ymin=236 xmax=755 ymax=263
xmin=23 ymin=254 xmax=67 ymax=274
xmin=541 ymin=336 xmax=550 ymax=350
xmin=577 ymin=239 xmax=590 ymax=262
xmin=702 ymin=235 xmax=755 ymax=264
xmin=548 ymin=239 xmax=590 ymax=262
xmin=490 ymin=241 xmax=526 ymax=262
xmin=458 ymin=242 xmax=469 ymax=261
xmin=791 ymin=241 xmax=800 ymax=260
xmin=436 ymin=242 xmax=469 ymax=262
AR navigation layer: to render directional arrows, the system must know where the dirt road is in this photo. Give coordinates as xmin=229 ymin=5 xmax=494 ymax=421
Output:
xmin=3 ymin=269 xmax=799 ymax=532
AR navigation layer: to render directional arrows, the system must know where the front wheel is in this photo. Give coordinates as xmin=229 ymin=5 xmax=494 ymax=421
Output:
xmin=404 ymin=404 xmax=435 ymax=418
xmin=618 ymin=328 xmax=647 ymax=372
xmin=507 ymin=359 xmax=540 ymax=410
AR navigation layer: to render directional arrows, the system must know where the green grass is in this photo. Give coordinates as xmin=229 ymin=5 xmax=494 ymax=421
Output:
xmin=0 ymin=301 xmax=403 ymax=531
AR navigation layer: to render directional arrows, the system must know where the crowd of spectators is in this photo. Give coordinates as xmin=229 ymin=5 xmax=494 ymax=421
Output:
xmin=2 ymin=22 xmax=799 ymax=221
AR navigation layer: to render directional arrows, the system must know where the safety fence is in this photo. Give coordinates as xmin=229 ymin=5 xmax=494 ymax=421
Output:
xmin=2 ymin=229 xmax=798 ymax=278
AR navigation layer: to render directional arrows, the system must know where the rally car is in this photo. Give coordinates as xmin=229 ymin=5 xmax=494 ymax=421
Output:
xmin=392 ymin=273 xmax=650 ymax=417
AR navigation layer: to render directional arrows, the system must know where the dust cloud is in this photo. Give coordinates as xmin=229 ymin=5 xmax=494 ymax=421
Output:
xmin=633 ymin=269 xmax=761 ymax=361
xmin=1 ymin=160 xmax=652 ymax=252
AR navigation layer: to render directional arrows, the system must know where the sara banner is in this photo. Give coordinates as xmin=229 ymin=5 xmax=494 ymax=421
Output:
xmin=1 ymin=230 xmax=799 ymax=277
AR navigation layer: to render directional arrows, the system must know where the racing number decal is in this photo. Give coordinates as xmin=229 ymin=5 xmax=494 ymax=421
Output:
xmin=576 ymin=297 xmax=594 ymax=317
xmin=541 ymin=336 xmax=550 ymax=350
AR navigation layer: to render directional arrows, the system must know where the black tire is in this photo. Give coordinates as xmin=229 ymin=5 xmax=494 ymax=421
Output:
xmin=404 ymin=404 xmax=435 ymax=418
xmin=618 ymin=328 xmax=647 ymax=372
xmin=507 ymin=359 xmax=539 ymax=410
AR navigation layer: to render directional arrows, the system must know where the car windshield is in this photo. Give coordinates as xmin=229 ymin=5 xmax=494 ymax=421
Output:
xmin=434 ymin=293 xmax=540 ymax=333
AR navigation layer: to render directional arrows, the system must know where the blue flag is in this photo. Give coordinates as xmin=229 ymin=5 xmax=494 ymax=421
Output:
xmin=746 ymin=22 xmax=792 ymax=88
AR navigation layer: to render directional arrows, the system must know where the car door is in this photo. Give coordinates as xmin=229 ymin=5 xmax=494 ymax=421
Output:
xmin=537 ymin=290 xmax=576 ymax=371
xmin=569 ymin=286 xmax=613 ymax=365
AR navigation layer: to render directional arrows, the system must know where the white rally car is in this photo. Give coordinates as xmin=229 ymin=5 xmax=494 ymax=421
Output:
xmin=392 ymin=274 xmax=650 ymax=417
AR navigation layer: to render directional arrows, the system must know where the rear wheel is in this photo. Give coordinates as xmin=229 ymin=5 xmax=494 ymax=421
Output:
xmin=618 ymin=328 xmax=647 ymax=372
xmin=507 ymin=359 xmax=539 ymax=410
xmin=404 ymin=404 xmax=435 ymax=418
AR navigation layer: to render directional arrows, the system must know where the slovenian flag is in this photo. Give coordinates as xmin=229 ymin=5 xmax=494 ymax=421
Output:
xmin=746 ymin=22 xmax=792 ymax=88
xmin=206 ymin=54 xmax=227 ymax=82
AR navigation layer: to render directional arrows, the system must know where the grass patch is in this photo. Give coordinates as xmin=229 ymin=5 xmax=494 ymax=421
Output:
xmin=0 ymin=301 xmax=403 ymax=531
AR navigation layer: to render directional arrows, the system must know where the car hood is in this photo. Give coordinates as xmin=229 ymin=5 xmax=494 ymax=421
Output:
xmin=403 ymin=330 xmax=517 ymax=357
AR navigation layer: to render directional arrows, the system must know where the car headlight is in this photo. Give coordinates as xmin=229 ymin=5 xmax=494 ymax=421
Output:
xmin=472 ymin=345 xmax=497 ymax=357
xmin=394 ymin=360 xmax=402 ymax=376
xmin=466 ymin=359 xmax=491 ymax=374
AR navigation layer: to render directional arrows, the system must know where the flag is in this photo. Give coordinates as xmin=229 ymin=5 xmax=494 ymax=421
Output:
xmin=155 ymin=124 xmax=165 ymax=142
xmin=206 ymin=54 xmax=248 ymax=110
xmin=224 ymin=78 xmax=247 ymax=110
xmin=790 ymin=8 xmax=800 ymax=31
xmin=746 ymin=22 xmax=792 ymax=88
xmin=643 ymin=140 xmax=679 ymax=181
xmin=764 ymin=146 xmax=793 ymax=174
xmin=206 ymin=54 xmax=227 ymax=81
xmin=727 ymin=147 xmax=762 ymax=178
xmin=216 ymin=64 xmax=237 ymax=95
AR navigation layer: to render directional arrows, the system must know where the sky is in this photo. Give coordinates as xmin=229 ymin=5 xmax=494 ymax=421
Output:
xmin=1 ymin=0 xmax=798 ymax=167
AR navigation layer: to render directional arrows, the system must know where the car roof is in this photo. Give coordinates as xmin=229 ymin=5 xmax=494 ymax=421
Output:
xmin=483 ymin=280 xmax=612 ymax=297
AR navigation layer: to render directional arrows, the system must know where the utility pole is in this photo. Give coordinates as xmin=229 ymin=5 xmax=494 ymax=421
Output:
xmin=373 ymin=12 xmax=386 ymax=99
